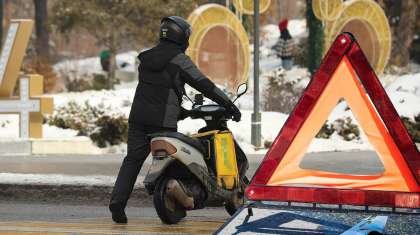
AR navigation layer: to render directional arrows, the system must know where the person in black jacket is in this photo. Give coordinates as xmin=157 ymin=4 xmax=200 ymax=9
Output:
xmin=109 ymin=16 xmax=242 ymax=223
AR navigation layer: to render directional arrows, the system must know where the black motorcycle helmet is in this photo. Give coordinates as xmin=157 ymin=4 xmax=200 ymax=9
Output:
xmin=159 ymin=16 xmax=194 ymax=45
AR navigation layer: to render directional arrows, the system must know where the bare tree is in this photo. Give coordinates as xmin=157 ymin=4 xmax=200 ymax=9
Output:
xmin=33 ymin=0 xmax=50 ymax=62
xmin=51 ymin=0 xmax=197 ymax=90
xmin=392 ymin=0 xmax=418 ymax=66
xmin=51 ymin=0 xmax=156 ymax=90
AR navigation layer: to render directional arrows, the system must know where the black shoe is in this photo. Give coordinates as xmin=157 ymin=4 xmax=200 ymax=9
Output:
xmin=109 ymin=200 xmax=127 ymax=223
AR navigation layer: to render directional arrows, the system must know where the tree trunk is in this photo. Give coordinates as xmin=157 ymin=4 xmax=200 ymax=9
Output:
xmin=33 ymin=0 xmax=50 ymax=62
xmin=0 ymin=0 xmax=3 ymax=49
xmin=392 ymin=0 xmax=418 ymax=67
xmin=279 ymin=0 xmax=282 ymax=22
xmin=108 ymin=35 xmax=116 ymax=90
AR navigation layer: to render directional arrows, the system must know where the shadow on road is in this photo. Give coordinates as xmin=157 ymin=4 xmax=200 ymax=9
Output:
xmin=232 ymin=212 xmax=350 ymax=234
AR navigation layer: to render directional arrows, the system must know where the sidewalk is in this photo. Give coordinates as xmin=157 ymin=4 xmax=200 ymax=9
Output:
xmin=0 ymin=150 xmax=407 ymax=204
xmin=0 ymin=154 xmax=148 ymax=205
xmin=0 ymin=153 xmax=265 ymax=205
xmin=0 ymin=154 xmax=266 ymax=185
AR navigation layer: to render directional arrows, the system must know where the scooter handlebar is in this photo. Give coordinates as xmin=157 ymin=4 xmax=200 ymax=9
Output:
xmin=188 ymin=105 xmax=232 ymax=121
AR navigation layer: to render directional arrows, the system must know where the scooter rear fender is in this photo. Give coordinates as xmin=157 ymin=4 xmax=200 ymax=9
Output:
xmin=151 ymin=137 xmax=207 ymax=169
xmin=144 ymin=137 xmax=207 ymax=194
xmin=143 ymin=155 xmax=175 ymax=188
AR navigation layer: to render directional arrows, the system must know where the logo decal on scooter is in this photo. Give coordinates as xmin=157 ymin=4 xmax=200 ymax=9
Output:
xmin=222 ymin=138 xmax=233 ymax=171
xmin=181 ymin=147 xmax=191 ymax=155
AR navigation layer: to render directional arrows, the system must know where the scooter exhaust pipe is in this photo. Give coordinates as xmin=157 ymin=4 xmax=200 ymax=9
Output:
xmin=167 ymin=179 xmax=194 ymax=209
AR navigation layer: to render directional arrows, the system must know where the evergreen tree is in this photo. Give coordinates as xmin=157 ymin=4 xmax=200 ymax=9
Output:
xmin=229 ymin=2 xmax=251 ymax=34
xmin=305 ymin=0 xmax=324 ymax=77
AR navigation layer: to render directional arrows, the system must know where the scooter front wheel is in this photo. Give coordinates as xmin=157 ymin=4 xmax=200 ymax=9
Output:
xmin=153 ymin=175 xmax=186 ymax=224
xmin=225 ymin=176 xmax=249 ymax=216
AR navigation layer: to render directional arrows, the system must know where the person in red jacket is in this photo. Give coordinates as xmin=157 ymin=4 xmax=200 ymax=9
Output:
xmin=272 ymin=19 xmax=294 ymax=70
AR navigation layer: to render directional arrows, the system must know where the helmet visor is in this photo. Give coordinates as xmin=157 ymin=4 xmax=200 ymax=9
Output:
xmin=186 ymin=25 xmax=194 ymax=37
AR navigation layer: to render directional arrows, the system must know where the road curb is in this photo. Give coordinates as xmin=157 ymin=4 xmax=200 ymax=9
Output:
xmin=0 ymin=183 xmax=153 ymax=206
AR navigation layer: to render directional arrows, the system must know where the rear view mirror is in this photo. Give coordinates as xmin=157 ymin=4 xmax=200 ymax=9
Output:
xmin=194 ymin=94 xmax=203 ymax=105
xmin=236 ymin=83 xmax=247 ymax=97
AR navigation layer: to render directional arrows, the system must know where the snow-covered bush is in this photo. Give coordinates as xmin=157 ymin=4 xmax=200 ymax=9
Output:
xmin=22 ymin=56 xmax=58 ymax=93
xmin=401 ymin=114 xmax=420 ymax=143
xmin=383 ymin=63 xmax=419 ymax=77
xmin=332 ymin=117 xmax=360 ymax=141
xmin=57 ymin=59 xmax=117 ymax=92
xmin=261 ymin=67 xmax=305 ymax=114
xmin=293 ymin=37 xmax=308 ymax=68
xmin=90 ymin=111 xmax=128 ymax=148
xmin=49 ymin=101 xmax=97 ymax=136
xmin=264 ymin=140 xmax=273 ymax=148
xmin=50 ymin=100 xmax=129 ymax=147
xmin=57 ymin=61 xmax=92 ymax=92
xmin=91 ymin=73 xmax=120 ymax=91
xmin=316 ymin=118 xmax=360 ymax=141
xmin=122 ymin=97 xmax=132 ymax=107
xmin=91 ymin=74 xmax=108 ymax=91
xmin=316 ymin=121 xmax=334 ymax=139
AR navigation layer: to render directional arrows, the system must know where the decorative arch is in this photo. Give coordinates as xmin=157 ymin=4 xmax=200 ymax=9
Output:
xmin=232 ymin=0 xmax=271 ymax=15
xmin=187 ymin=4 xmax=250 ymax=90
xmin=313 ymin=0 xmax=391 ymax=75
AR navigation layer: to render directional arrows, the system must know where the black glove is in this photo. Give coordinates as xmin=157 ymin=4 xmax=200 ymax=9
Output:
xmin=224 ymin=100 xmax=241 ymax=122
xmin=179 ymin=107 xmax=190 ymax=121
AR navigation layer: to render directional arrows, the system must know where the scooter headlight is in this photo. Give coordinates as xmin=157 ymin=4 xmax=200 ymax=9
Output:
xmin=151 ymin=140 xmax=177 ymax=156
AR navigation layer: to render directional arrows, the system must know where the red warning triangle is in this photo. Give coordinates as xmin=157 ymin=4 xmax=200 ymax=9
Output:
xmin=246 ymin=33 xmax=420 ymax=208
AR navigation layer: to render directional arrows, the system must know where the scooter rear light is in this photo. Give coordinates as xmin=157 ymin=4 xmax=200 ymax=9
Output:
xmin=151 ymin=140 xmax=177 ymax=156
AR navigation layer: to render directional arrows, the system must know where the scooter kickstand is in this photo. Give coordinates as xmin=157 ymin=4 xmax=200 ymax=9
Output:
xmin=248 ymin=207 xmax=253 ymax=216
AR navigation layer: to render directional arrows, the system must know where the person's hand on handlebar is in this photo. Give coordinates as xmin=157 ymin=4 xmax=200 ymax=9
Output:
xmin=224 ymin=101 xmax=242 ymax=122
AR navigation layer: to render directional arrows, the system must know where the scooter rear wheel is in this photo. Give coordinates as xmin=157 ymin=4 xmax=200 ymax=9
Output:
xmin=154 ymin=175 xmax=186 ymax=224
xmin=225 ymin=176 xmax=249 ymax=216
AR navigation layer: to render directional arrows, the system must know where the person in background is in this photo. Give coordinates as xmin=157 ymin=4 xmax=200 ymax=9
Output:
xmin=272 ymin=19 xmax=294 ymax=71
xmin=100 ymin=51 xmax=110 ymax=72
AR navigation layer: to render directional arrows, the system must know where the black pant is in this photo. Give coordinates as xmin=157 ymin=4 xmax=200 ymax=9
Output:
xmin=111 ymin=122 xmax=176 ymax=207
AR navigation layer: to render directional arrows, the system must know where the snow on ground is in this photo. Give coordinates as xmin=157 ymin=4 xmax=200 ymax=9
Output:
xmin=0 ymin=173 xmax=144 ymax=186
xmin=1 ymin=70 xmax=417 ymax=154
xmin=0 ymin=20 xmax=419 ymax=155
xmin=384 ymin=74 xmax=420 ymax=121
xmin=53 ymin=50 xmax=139 ymax=86
xmin=250 ymin=20 xmax=309 ymax=92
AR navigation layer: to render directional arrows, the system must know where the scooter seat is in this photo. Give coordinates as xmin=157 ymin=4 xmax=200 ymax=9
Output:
xmin=148 ymin=132 xmax=206 ymax=156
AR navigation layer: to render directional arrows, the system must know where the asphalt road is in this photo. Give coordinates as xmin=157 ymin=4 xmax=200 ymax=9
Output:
xmin=0 ymin=151 xmax=386 ymax=179
xmin=0 ymin=201 xmax=229 ymax=234
xmin=1 ymin=150 xmax=410 ymax=234
xmin=1 ymin=150 xmax=420 ymax=234
xmin=1 ymin=201 xmax=419 ymax=235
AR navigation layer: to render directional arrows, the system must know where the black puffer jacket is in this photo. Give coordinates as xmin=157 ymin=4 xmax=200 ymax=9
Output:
xmin=129 ymin=41 xmax=231 ymax=128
